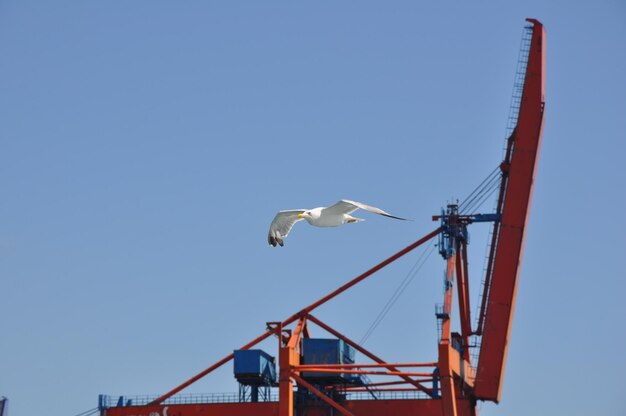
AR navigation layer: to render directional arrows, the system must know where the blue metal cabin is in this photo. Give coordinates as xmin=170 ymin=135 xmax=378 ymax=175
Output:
xmin=233 ymin=349 xmax=277 ymax=386
xmin=301 ymin=338 xmax=357 ymax=384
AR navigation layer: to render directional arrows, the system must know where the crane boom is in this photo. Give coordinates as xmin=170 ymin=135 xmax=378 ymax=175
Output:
xmin=474 ymin=18 xmax=545 ymax=402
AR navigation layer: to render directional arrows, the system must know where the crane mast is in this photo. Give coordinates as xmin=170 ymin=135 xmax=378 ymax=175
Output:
xmin=98 ymin=18 xmax=545 ymax=416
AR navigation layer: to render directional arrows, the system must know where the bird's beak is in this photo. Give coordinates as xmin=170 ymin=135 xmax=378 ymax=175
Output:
xmin=298 ymin=214 xmax=305 ymax=219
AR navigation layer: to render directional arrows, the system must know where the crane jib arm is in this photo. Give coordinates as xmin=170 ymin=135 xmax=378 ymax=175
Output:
xmin=474 ymin=19 xmax=545 ymax=402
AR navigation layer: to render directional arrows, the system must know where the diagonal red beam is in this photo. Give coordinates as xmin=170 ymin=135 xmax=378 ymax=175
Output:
xmin=291 ymin=373 xmax=354 ymax=416
xmin=461 ymin=240 xmax=472 ymax=335
xmin=288 ymin=317 xmax=307 ymax=350
xmin=475 ymin=19 xmax=546 ymax=402
xmin=150 ymin=228 xmax=441 ymax=405
xmin=476 ymin=153 xmax=509 ymax=336
xmin=148 ymin=326 xmax=278 ymax=405
xmin=456 ymin=239 xmax=472 ymax=362
xmin=298 ymin=228 xmax=442 ymax=316
xmin=307 ymin=314 xmax=434 ymax=396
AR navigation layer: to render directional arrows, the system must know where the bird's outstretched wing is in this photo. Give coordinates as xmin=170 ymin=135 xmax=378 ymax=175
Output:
xmin=268 ymin=210 xmax=306 ymax=247
xmin=323 ymin=199 xmax=408 ymax=220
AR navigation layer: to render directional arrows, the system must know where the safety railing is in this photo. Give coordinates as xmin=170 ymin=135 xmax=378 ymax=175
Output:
xmin=99 ymin=392 xmax=279 ymax=408
xmin=345 ymin=390 xmax=430 ymax=401
xmin=100 ymin=388 xmax=432 ymax=409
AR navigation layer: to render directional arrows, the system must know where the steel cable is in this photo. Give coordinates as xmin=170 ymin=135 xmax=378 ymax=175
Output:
xmin=459 ymin=173 xmax=501 ymax=214
xmin=71 ymin=407 xmax=99 ymax=416
xmin=359 ymin=243 xmax=437 ymax=345
xmin=463 ymin=180 xmax=501 ymax=214
xmin=458 ymin=165 xmax=501 ymax=212
xmin=460 ymin=174 xmax=502 ymax=214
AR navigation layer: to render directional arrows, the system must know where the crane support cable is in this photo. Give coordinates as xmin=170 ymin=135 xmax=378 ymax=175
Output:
xmin=461 ymin=178 xmax=502 ymax=215
xmin=71 ymin=408 xmax=99 ymax=416
xmin=458 ymin=165 xmax=500 ymax=212
xmin=459 ymin=168 xmax=503 ymax=215
xmin=360 ymin=243 xmax=437 ymax=345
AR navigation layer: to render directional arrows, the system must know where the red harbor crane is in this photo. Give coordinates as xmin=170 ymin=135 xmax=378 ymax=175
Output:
xmin=98 ymin=18 xmax=545 ymax=416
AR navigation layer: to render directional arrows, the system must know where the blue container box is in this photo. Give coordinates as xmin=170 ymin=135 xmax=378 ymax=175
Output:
xmin=233 ymin=349 xmax=277 ymax=385
xmin=301 ymin=338 xmax=355 ymax=383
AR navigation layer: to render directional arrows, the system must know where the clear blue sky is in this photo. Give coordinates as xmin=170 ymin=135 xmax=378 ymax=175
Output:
xmin=1 ymin=1 xmax=625 ymax=415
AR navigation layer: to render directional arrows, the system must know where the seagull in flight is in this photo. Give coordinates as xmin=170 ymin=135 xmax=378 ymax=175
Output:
xmin=268 ymin=199 xmax=407 ymax=247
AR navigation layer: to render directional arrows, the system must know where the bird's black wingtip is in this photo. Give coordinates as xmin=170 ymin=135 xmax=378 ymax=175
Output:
xmin=268 ymin=235 xmax=284 ymax=247
xmin=382 ymin=213 xmax=411 ymax=221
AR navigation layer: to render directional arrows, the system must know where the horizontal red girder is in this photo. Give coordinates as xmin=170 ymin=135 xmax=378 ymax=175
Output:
xmin=336 ymin=379 xmax=430 ymax=388
xmin=344 ymin=387 xmax=432 ymax=392
xmin=295 ymin=362 xmax=437 ymax=369
xmin=295 ymin=368 xmax=433 ymax=377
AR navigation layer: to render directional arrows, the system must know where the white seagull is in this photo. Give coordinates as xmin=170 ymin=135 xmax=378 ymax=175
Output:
xmin=267 ymin=199 xmax=407 ymax=247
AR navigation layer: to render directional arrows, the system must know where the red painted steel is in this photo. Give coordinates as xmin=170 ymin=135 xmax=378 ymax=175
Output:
xmin=456 ymin=240 xmax=472 ymax=362
xmin=345 ymin=399 xmax=476 ymax=416
xmin=295 ymin=362 xmax=437 ymax=369
xmin=474 ymin=18 xmax=545 ymax=402
xmin=343 ymin=387 xmax=432 ymax=392
xmin=475 ymin=143 xmax=513 ymax=336
xmin=306 ymin=314 xmax=433 ymax=395
xmin=291 ymin=374 xmax=353 ymax=416
xmin=292 ymin=368 xmax=433 ymax=377
xmin=438 ymin=252 xmax=459 ymax=416
xmin=102 ymin=19 xmax=544 ymax=416
xmin=148 ymin=330 xmax=275 ymax=405
xmin=104 ymin=399 xmax=481 ymax=416
xmin=149 ymin=228 xmax=440 ymax=405
xmin=300 ymin=227 xmax=443 ymax=315
xmin=339 ymin=379 xmax=430 ymax=388
xmin=107 ymin=403 xmax=280 ymax=416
